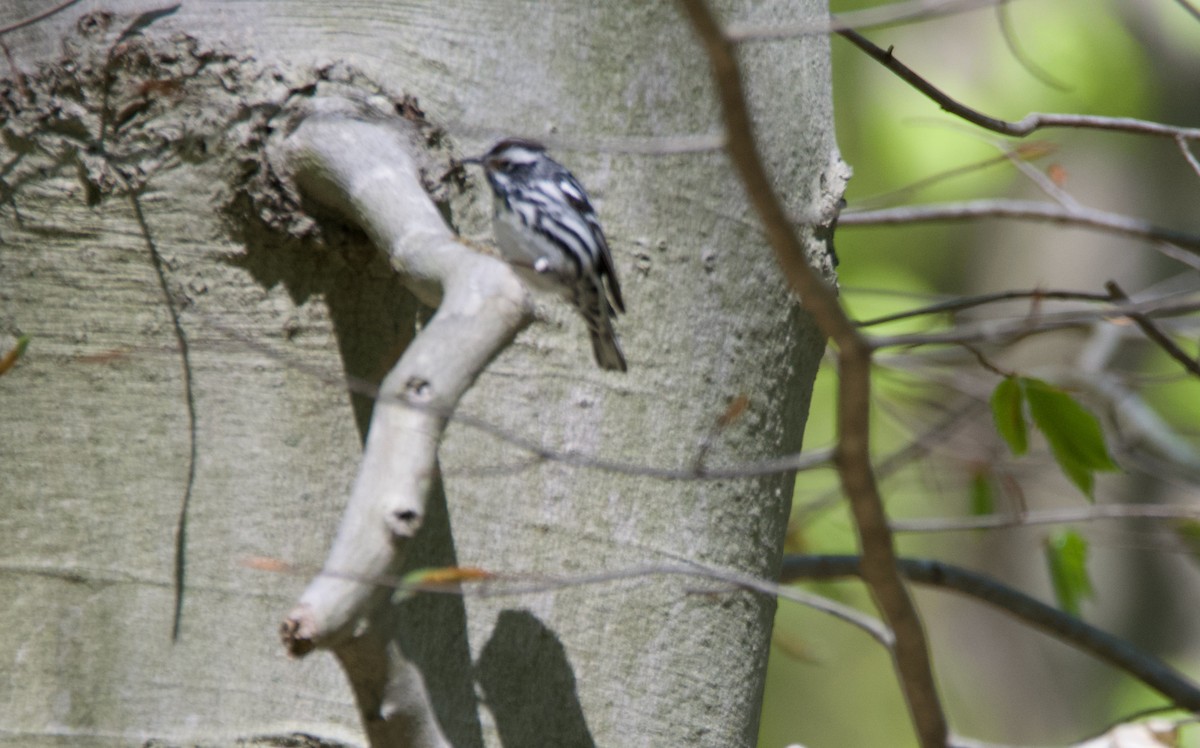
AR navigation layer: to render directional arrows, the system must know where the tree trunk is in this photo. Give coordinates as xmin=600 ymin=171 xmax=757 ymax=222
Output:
xmin=0 ymin=2 xmax=838 ymax=746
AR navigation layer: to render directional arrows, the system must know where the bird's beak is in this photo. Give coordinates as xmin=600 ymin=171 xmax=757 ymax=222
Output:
xmin=458 ymin=155 xmax=483 ymax=166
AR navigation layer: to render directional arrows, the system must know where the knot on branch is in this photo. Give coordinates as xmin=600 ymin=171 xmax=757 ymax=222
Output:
xmin=279 ymin=611 xmax=318 ymax=658
xmin=387 ymin=507 xmax=424 ymax=539
xmin=405 ymin=377 xmax=433 ymax=401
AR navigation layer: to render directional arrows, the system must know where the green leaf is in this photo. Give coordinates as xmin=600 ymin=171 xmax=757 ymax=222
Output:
xmin=968 ymin=470 xmax=994 ymax=516
xmin=1045 ymin=530 xmax=1093 ymax=616
xmin=1023 ymin=377 xmax=1119 ymax=499
xmin=990 ymin=376 xmax=1028 ymax=456
xmin=1055 ymin=456 xmax=1095 ymax=499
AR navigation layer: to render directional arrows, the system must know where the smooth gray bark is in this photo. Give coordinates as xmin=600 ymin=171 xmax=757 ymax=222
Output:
xmin=0 ymin=1 xmax=837 ymax=746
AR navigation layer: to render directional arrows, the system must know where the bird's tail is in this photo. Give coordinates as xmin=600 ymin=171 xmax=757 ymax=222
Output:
xmin=589 ymin=317 xmax=627 ymax=372
xmin=579 ymin=285 xmax=627 ymax=372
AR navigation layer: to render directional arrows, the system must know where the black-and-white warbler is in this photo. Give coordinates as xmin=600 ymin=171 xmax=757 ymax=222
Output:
xmin=462 ymin=138 xmax=627 ymax=372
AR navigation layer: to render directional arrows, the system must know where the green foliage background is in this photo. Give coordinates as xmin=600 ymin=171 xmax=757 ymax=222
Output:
xmin=759 ymin=1 xmax=1200 ymax=745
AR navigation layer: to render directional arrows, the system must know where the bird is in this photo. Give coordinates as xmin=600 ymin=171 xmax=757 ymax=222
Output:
xmin=462 ymin=138 xmax=627 ymax=372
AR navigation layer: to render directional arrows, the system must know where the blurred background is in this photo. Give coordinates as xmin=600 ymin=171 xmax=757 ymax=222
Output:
xmin=760 ymin=1 xmax=1200 ymax=745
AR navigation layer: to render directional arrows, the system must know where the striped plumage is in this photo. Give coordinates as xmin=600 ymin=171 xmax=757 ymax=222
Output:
xmin=464 ymin=138 xmax=627 ymax=372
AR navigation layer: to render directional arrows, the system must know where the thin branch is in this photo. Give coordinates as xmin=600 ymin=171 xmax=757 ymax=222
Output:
xmin=445 ymin=123 xmax=726 ymax=156
xmin=839 ymin=199 xmax=1200 ymax=254
xmin=1082 ymin=376 xmax=1200 ymax=478
xmin=792 ymin=398 xmax=986 ymax=524
xmin=474 ymin=563 xmax=895 ymax=648
xmin=130 ymin=192 xmax=197 ymax=644
xmin=676 ymin=2 xmax=948 ymax=745
xmin=1176 ymin=135 xmax=1200 ymax=180
xmin=993 ymin=1 xmax=1070 ymax=92
xmin=996 ymin=143 xmax=1079 ymax=209
xmin=445 ymin=403 xmax=836 ymax=481
xmin=455 ymin=424 xmax=837 ymax=481
xmin=199 ymin=316 xmax=837 ymax=483
xmin=0 ymin=0 xmax=85 ymax=37
xmin=890 ymin=503 xmax=1200 ymax=533
xmin=837 ymin=27 xmax=1200 ymax=142
xmin=1105 ymin=281 xmax=1200 ymax=380
xmin=780 ymin=554 xmax=1200 ymax=712
xmin=726 ymin=0 xmax=1003 ymax=41
xmin=1173 ymin=0 xmax=1200 ymax=23
xmin=870 ymin=298 xmax=1200 ymax=350
xmin=275 ymin=558 xmax=896 ymax=649
xmin=959 ymin=341 xmax=1012 ymax=377
xmin=849 ymin=150 xmax=1017 ymax=209
xmin=856 ymin=288 xmax=1113 ymax=328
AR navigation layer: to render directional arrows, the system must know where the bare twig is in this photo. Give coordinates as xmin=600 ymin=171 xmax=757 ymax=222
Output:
xmin=1176 ymin=135 xmax=1200 ymax=180
xmin=855 ymin=288 xmax=1112 ymax=328
xmin=792 ymin=398 xmax=986 ymax=524
xmin=513 ymin=132 xmax=724 ymax=156
xmin=996 ymin=144 xmax=1079 ymax=209
xmin=1105 ymin=281 xmax=1200 ymax=380
xmin=839 ymin=199 xmax=1200 ymax=254
xmin=837 ymin=28 xmax=1200 ymax=142
xmin=196 ymin=316 xmax=836 ymax=483
xmin=780 ymin=554 xmax=1200 ymax=711
xmin=447 ymin=404 xmax=835 ymax=481
xmin=870 ymin=298 xmax=1200 ymax=350
xmin=464 ymin=563 xmax=895 ymax=648
xmin=270 ymin=558 xmax=896 ymax=649
xmin=130 ymin=193 xmax=197 ymax=644
xmin=676 ymin=2 xmax=948 ymax=744
xmin=993 ymin=1 xmax=1070 ymax=92
xmin=890 ymin=503 xmax=1200 ymax=533
xmin=1173 ymin=0 xmax=1200 ymax=23
xmin=727 ymin=0 xmax=1003 ymax=41
xmin=0 ymin=0 xmax=85 ymax=37
xmin=959 ymin=342 xmax=1012 ymax=377
xmin=849 ymin=150 xmax=1019 ymax=209
xmin=445 ymin=124 xmax=726 ymax=156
